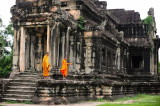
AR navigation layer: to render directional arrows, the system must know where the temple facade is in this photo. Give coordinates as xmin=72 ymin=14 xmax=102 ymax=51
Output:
xmin=1 ymin=0 xmax=159 ymax=103
xmin=11 ymin=0 xmax=160 ymax=76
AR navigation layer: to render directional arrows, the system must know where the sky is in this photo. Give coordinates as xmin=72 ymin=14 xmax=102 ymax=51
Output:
xmin=0 ymin=0 xmax=159 ymax=59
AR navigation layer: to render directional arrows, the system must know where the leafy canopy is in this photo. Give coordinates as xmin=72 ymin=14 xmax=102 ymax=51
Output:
xmin=0 ymin=18 xmax=13 ymax=78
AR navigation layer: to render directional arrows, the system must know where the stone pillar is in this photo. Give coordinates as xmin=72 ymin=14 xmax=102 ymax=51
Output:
xmin=37 ymin=33 xmax=43 ymax=71
xmin=53 ymin=27 xmax=57 ymax=67
xmin=30 ymin=33 xmax=36 ymax=70
xmin=66 ymin=27 xmax=71 ymax=59
xmin=25 ymin=30 xmax=31 ymax=70
xmin=13 ymin=29 xmax=20 ymax=71
xmin=19 ymin=26 xmax=26 ymax=72
xmin=116 ymin=46 xmax=121 ymax=71
xmin=150 ymin=48 xmax=154 ymax=74
xmin=47 ymin=25 xmax=50 ymax=53
xmin=50 ymin=27 xmax=54 ymax=66
xmin=52 ymin=23 xmax=60 ymax=67
xmin=61 ymin=31 xmax=66 ymax=60
xmin=84 ymin=31 xmax=94 ymax=74
xmin=154 ymin=45 xmax=158 ymax=74
xmin=56 ymin=26 xmax=60 ymax=67
xmin=69 ymin=35 xmax=75 ymax=71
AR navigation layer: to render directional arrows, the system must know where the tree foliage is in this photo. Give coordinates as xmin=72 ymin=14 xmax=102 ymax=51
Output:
xmin=77 ymin=16 xmax=85 ymax=31
xmin=0 ymin=18 xmax=13 ymax=78
xmin=4 ymin=22 xmax=14 ymax=36
xmin=142 ymin=16 xmax=153 ymax=32
xmin=0 ymin=52 xmax=13 ymax=78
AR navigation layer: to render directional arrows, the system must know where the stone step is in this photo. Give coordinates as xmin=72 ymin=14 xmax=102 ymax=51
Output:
xmin=9 ymin=82 xmax=36 ymax=87
xmin=131 ymin=80 xmax=157 ymax=82
xmin=18 ymin=76 xmax=39 ymax=79
xmin=3 ymin=98 xmax=31 ymax=102
xmin=20 ymin=72 xmax=39 ymax=75
xmin=10 ymin=81 xmax=36 ymax=85
xmin=4 ymin=94 xmax=33 ymax=99
xmin=19 ymin=74 xmax=38 ymax=77
xmin=7 ymin=86 xmax=36 ymax=91
xmin=6 ymin=90 xmax=35 ymax=95
xmin=11 ymin=79 xmax=37 ymax=83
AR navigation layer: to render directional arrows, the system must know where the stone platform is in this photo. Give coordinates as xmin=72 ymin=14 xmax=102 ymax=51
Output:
xmin=0 ymin=72 xmax=160 ymax=105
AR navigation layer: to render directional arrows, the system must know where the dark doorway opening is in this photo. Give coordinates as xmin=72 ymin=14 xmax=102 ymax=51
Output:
xmin=132 ymin=56 xmax=143 ymax=69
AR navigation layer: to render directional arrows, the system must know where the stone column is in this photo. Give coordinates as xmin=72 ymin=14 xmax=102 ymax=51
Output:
xmin=69 ymin=35 xmax=75 ymax=70
xmin=50 ymin=27 xmax=54 ymax=66
xmin=154 ymin=45 xmax=158 ymax=74
xmin=84 ymin=31 xmax=94 ymax=74
xmin=19 ymin=26 xmax=26 ymax=72
xmin=10 ymin=29 xmax=21 ymax=78
xmin=25 ymin=30 xmax=30 ymax=70
xmin=53 ymin=25 xmax=57 ymax=67
xmin=12 ymin=29 xmax=20 ymax=71
xmin=37 ymin=33 xmax=43 ymax=71
xmin=52 ymin=23 xmax=60 ymax=67
xmin=47 ymin=25 xmax=50 ymax=53
xmin=61 ymin=31 xmax=66 ymax=60
xmin=66 ymin=27 xmax=71 ymax=59
xmin=56 ymin=26 xmax=60 ymax=66
xmin=116 ymin=46 xmax=121 ymax=71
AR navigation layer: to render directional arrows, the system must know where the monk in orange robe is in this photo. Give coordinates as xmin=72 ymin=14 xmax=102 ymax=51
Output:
xmin=60 ymin=58 xmax=72 ymax=79
xmin=42 ymin=52 xmax=50 ymax=79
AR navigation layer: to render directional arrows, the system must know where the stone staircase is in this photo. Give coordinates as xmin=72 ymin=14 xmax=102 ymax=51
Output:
xmin=3 ymin=72 xmax=39 ymax=102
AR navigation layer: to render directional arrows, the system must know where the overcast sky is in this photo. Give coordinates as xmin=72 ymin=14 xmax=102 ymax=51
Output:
xmin=0 ymin=0 xmax=159 ymax=59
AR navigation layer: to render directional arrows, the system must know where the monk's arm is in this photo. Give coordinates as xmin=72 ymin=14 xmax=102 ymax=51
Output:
xmin=67 ymin=63 xmax=72 ymax=65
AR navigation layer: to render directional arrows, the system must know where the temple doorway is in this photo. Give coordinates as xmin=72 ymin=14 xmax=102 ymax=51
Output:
xmin=25 ymin=27 xmax=47 ymax=72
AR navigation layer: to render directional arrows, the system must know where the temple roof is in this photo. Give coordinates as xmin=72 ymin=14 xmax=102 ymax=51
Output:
xmin=108 ymin=9 xmax=141 ymax=24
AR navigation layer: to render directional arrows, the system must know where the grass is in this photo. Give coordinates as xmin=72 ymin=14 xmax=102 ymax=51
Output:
xmin=98 ymin=94 xmax=160 ymax=106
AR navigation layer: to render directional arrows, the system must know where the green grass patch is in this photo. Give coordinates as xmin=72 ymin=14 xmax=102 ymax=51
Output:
xmin=5 ymin=100 xmax=19 ymax=104
xmin=98 ymin=94 xmax=160 ymax=106
xmin=96 ymin=98 xmax=110 ymax=102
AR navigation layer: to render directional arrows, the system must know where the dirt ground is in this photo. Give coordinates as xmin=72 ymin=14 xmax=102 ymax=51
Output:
xmin=0 ymin=100 xmax=135 ymax=106
xmin=0 ymin=101 xmax=106 ymax=106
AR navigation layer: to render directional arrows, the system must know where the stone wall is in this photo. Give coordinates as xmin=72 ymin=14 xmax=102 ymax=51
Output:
xmin=0 ymin=79 xmax=12 ymax=102
xmin=0 ymin=80 xmax=3 ymax=101
xmin=32 ymin=76 xmax=160 ymax=105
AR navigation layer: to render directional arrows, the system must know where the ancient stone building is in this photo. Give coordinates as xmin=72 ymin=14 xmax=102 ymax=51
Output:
xmin=11 ymin=0 xmax=160 ymax=75
xmin=2 ymin=0 xmax=159 ymax=104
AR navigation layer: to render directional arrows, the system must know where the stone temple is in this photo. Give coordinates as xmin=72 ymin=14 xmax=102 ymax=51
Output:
xmin=1 ymin=0 xmax=160 ymax=104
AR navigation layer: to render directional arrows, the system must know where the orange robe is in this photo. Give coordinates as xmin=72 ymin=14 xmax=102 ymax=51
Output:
xmin=60 ymin=59 xmax=72 ymax=77
xmin=42 ymin=54 xmax=50 ymax=77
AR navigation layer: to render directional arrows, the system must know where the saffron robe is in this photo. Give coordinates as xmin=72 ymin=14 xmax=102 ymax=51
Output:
xmin=42 ymin=54 xmax=50 ymax=77
xmin=60 ymin=59 xmax=72 ymax=77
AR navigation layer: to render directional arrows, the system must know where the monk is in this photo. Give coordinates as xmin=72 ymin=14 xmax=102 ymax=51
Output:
xmin=42 ymin=52 xmax=50 ymax=79
xmin=60 ymin=58 xmax=72 ymax=79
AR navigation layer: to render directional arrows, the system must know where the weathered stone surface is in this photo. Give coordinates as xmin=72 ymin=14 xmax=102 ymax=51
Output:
xmin=5 ymin=0 xmax=160 ymax=104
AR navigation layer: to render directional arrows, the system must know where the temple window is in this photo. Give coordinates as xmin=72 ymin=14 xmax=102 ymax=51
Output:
xmin=131 ymin=56 xmax=143 ymax=69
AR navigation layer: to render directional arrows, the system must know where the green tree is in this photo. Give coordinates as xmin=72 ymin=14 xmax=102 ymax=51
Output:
xmin=0 ymin=19 xmax=13 ymax=78
xmin=142 ymin=16 xmax=153 ymax=32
